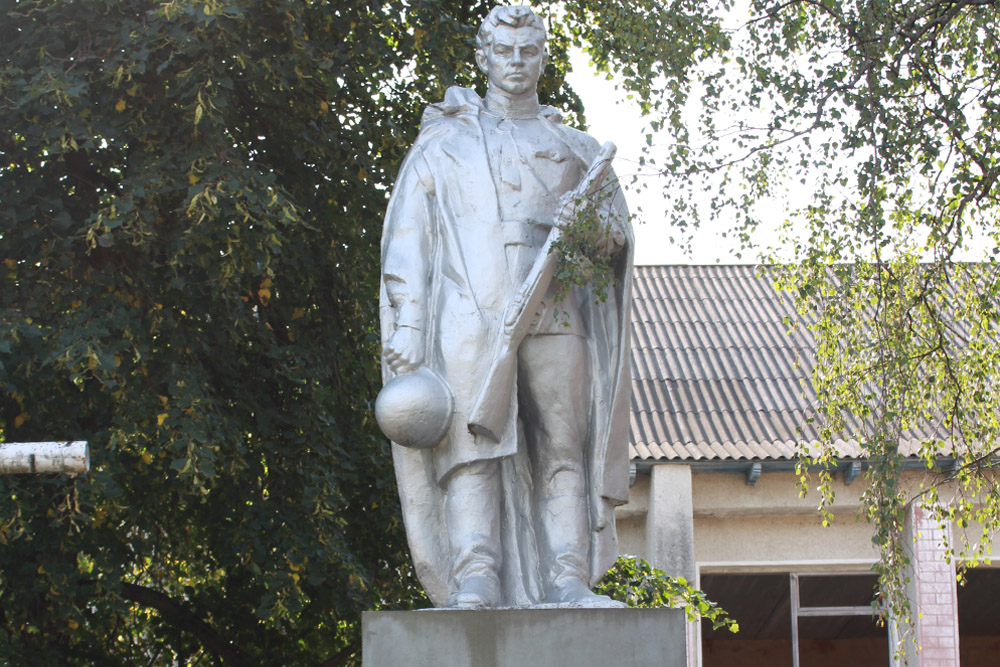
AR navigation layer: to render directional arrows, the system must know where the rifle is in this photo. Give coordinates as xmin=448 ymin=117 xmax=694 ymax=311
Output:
xmin=467 ymin=142 xmax=618 ymax=442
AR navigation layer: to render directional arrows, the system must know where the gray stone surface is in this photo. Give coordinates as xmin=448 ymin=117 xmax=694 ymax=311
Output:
xmin=362 ymin=608 xmax=686 ymax=667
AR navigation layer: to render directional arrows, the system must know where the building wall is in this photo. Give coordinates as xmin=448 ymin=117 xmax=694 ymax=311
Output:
xmin=617 ymin=467 xmax=999 ymax=574
xmin=695 ymin=513 xmax=878 ymax=565
xmin=616 ymin=514 xmax=646 ymax=559
xmin=616 ymin=469 xmax=880 ymax=570
xmin=616 ymin=464 xmax=1000 ymax=667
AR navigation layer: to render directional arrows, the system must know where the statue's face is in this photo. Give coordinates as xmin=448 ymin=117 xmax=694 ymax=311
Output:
xmin=478 ymin=25 xmax=546 ymax=97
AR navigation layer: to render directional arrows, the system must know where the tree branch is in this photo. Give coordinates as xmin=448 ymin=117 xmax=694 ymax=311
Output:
xmin=120 ymin=582 xmax=248 ymax=666
xmin=317 ymin=640 xmax=359 ymax=667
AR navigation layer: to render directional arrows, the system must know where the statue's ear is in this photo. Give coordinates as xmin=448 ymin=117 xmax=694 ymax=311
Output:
xmin=475 ymin=49 xmax=488 ymax=75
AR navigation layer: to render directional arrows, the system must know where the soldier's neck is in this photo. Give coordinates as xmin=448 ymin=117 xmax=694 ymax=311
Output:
xmin=483 ymin=87 xmax=540 ymax=119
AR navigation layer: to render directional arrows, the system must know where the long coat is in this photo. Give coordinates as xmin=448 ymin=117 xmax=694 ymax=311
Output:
xmin=378 ymin=86 xmax=634 ymax=607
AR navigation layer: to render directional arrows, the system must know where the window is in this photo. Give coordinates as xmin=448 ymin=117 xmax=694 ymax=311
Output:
xmin=958 ymin=567 xmax=1000 ymax=666
xmin=701 ymin=572 xmax=888 ymax=667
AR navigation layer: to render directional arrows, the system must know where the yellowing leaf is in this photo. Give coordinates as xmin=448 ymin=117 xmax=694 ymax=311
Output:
xmin=257 ymin=278 xmax=272 ymax=303
xmin=156 ymin=413 xmax=168 ymax=426
xmin=14 ymin=413 xmax=28 ymax=428
xmin=292 ymin=307 xmax=306 ymax=320
xmin=115 ymin=99 xmax=126 ymax=112
xmin=348 ymin=573 xmax=366 ymax=590
xmin=126 ymin=87 xmax=137 ymax=97
xmin=319 ymin=100 xmax=328 ymax=112
xmin=188 ymin=173 xmax=198 ymax=185
xmin=3 ymin=259 xmax=15 ymax=269
xmin=141 ymin=452 xmax=153 ymax=464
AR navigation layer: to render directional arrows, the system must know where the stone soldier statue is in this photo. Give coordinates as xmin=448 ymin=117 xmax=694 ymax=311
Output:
xmin=377 ymin=5 xmax=633 ymax=608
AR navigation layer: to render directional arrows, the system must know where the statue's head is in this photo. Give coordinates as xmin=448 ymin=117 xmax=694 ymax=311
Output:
xmin=475 ymin=6 xmax=548 ymax=97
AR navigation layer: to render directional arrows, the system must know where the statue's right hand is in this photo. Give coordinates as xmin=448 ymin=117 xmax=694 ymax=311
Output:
xmin=384 ymin=326 xmax=425 ymax=374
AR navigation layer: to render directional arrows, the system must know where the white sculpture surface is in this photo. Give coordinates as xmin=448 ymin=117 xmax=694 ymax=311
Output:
xmin=378 ymin=5 xmax=633 ymax=609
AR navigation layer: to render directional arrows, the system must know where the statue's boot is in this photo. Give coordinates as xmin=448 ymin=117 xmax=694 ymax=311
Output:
xmin=445 ymin=461 xmax=502 ymax=609
xmin=540 ymin=491 xmax=624 ymax=608
xmin=447 ymin=573 xmax=502 ymax=609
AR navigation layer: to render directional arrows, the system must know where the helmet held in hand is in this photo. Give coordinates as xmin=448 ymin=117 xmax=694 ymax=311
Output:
xmin=375 ymin=367 xmax=454 ymax=449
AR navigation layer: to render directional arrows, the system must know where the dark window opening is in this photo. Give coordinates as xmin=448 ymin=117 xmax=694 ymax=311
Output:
xmin=958 ymin=567 xmax=1000 ymax=667
xmin=701 ymin=572 xmax=888 ymax=667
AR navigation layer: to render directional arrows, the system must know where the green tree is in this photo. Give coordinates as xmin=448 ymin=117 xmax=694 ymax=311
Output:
xmin=0 ymin=1 xmax=732 ymax=664
xmin=596 ymin=556 xmax=737 ymax=633
xmin=624 ymin=0 xmax=999 ymax=650
xmin=1 ymin=0 xmax=439 ymax=663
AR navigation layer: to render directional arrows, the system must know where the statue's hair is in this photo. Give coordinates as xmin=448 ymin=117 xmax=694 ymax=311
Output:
xmin=476 ymin=5 xmax=547 ymax=53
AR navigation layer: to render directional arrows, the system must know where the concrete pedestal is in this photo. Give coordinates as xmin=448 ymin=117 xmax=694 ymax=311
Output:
xmin=362 ymin=607 xmax=686 ymax=667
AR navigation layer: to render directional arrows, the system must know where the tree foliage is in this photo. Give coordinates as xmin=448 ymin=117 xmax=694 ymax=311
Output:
xmin=0 ymin=0 xmax=442 ymax=663
xmin=626 ymin=0 xmax=1000 ymax=647
xmin=9 ymin=0 xmax=993 ymax=660
xmin=596 ymin=556 xmax=738 ymax=633
xmin=0 ymin=1 xmax=734 ymax=663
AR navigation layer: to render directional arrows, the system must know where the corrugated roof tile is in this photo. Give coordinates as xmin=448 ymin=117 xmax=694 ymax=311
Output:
xmin=628 ymin=265 xmax=957 ymax=462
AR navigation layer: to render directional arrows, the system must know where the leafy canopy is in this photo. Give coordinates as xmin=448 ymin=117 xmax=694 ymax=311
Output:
xmin=621 ymin=0 xmax=999 ymax=648
xmin=0 ymin=1 xmax=731 ymax=664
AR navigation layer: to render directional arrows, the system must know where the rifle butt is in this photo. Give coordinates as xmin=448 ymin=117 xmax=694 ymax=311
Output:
xmin=467 ymin=352 xmax=516 ymax=443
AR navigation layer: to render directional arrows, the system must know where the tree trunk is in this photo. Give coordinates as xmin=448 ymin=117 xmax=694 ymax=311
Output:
xmin=0 ymin=441 xmax=89 ymax=475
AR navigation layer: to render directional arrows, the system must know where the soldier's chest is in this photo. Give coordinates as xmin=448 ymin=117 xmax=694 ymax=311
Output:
xmin=481 ymin=116 xmax=585 ymax=200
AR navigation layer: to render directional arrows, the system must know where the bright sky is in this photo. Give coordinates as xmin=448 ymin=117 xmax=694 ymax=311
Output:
xmin=566 ymin=50 xmax=750 ymax=266
xmin=567 ymin=44 xmax=993 ymax=268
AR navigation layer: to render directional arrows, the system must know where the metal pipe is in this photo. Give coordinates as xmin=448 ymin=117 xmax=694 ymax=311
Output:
xmin=790 ymin=573 xmax=801 ymax=667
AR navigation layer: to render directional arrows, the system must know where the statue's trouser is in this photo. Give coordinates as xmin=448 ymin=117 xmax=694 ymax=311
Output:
xmin=446 ymin=333 xmax=591 ymax=601
xmin=446 ymin=459 xmax=503 ymax=597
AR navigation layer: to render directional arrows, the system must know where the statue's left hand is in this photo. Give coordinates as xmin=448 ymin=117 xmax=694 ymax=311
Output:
xmin=384 ymin=325 xmax=425 ymax=374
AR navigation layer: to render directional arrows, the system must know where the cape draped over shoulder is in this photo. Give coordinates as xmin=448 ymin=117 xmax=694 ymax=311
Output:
xmin=379 ymin=87 xmax=634 ymax=607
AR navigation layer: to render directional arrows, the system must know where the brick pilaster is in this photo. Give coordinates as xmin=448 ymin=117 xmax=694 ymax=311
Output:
xmin=899 ymin=505 xmax=961 ymax=666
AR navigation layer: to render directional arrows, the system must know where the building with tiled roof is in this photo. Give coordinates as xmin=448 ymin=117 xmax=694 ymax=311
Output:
xmin=617 ymin=265 xmax=999 ymax=667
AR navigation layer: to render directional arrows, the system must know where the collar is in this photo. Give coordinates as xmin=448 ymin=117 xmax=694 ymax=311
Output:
xmin=422 ymin=86 xmax=563 ymax=125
